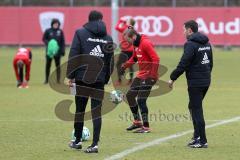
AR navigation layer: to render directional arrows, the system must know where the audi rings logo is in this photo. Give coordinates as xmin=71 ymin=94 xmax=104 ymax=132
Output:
xmin=121 ymin=16 xmax=173 ymax=37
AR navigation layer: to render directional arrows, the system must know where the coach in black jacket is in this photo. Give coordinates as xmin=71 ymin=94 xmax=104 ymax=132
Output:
xmin=67 ymin=10 xmax=114 ymax=153
xmin=42 ymin=18 xmax=65 ymax=84
xmin=169 ymin=20 xmax=213 ymax=148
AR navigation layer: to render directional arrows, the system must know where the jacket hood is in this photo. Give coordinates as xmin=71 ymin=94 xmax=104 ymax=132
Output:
xmin=84 ymin=21 xmax=107 ymax=37
xmin=140 ymin=34 xmax=148 ymax=41
xmin=133 ymin=34 xmax=150 ymax=47
xmin=139 ymin=34 xmax=149 ymax=44
xmin=188 ymin=32 xmax=209 ymax=44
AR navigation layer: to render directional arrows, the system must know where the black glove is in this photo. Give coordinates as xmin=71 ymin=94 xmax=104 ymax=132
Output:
xmin=60 ymin=50 xmax=65 ymax=57
xmin=104 ymin=75 xmax=110 ymax=85
xmin=119 ymin=66 xmax=125 ymax=75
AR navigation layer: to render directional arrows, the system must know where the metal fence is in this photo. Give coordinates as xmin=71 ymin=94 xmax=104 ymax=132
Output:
xmin=1 ymin=0 xmax=240 ymax=7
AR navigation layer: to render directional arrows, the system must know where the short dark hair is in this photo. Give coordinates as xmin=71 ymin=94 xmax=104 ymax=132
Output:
xmin=51 ymin=18 xmax=60 ymax=27
xmin=184 ymin=20 xmax=198 ymax=33
xmin=88 ymin=10 xmax=103 ymax=22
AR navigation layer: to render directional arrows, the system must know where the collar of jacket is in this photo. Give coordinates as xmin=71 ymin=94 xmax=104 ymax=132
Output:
xmin=133 ymin=34 xmax=141 ymax=47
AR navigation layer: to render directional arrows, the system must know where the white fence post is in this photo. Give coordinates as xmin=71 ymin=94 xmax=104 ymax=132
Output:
xmin=111 ymin=0 xmax=119 ymax=45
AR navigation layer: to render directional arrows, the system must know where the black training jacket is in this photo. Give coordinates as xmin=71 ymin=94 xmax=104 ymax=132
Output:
xmin=42 ymin=26 xmax=65 ymax=57
xmin=170 ymin=32 xmax=213 ymax=87
xmin=67 ymin=20 xmax=114 ymax=84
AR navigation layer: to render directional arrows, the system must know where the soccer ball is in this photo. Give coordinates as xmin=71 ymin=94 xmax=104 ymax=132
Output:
xmin=109 ymin=90 xmax=124 ymax=104
xmin=71 ymin=126 xmax=90 ymax=141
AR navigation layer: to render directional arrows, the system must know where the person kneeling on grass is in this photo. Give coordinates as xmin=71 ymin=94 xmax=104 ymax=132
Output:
xmin=120 ymin=26 xmax=160 ymax=133
xmin=13 ymin=48 xmax=32 ymax=88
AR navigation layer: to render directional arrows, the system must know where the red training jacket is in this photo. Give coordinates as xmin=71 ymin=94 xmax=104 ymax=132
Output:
xmin=115 ymin=19 xmax=134 ymax=52
xmin=13 ymin=48 xmax=32 ymax=81
xmin=123 ymin=35 xmax=160 ymax=80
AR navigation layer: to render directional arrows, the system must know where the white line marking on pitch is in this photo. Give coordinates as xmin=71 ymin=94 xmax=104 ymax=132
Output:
xmin=0 ymin=119 xmax=223 ymax=122
xmin=105 ymin=116 xmax=240 ymax=160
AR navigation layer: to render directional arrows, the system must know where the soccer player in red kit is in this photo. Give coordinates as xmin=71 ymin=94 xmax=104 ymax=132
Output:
xmin=13 ymin=48 xmax=32 ymax=88
xmin=115 ymin=18 xmax=135 ymax=85
xmin=120 ymin=26 xmax=160 ymax=133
